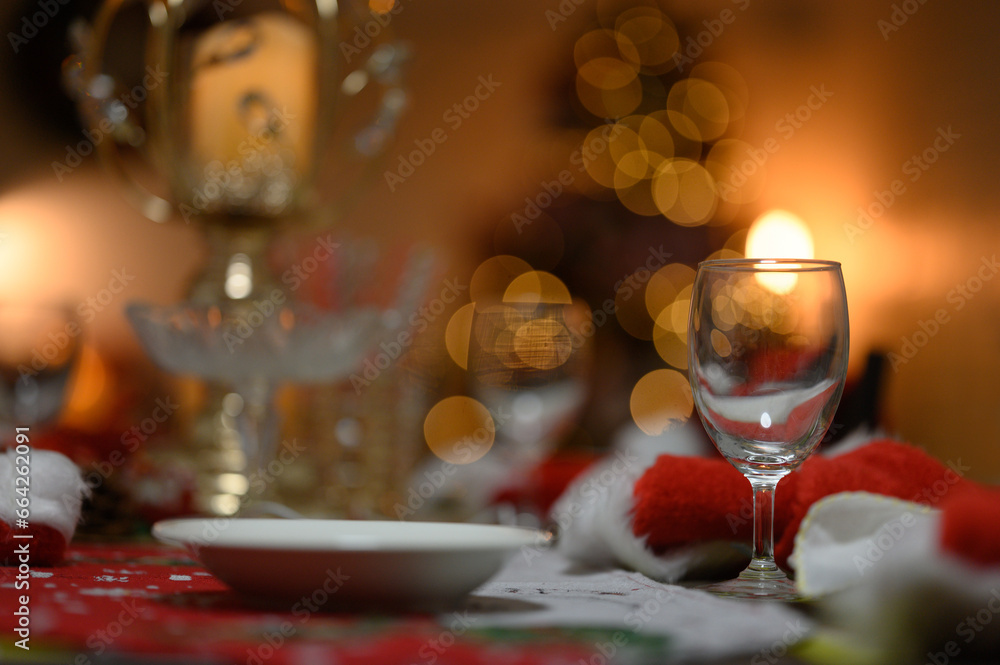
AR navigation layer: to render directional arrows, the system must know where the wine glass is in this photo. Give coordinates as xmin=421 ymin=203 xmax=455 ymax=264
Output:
xmin=126 ymin=300 xmax=386 ymax=516
xmin=687 ymin=258 xmax=849 ymax=599
xmin=465 ymin=299 xmax=592 ymax=523
xmin=0 ymin=303 xmax=80 ymax=442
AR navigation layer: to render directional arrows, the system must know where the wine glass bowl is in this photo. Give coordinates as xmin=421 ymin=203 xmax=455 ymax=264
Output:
xmin=125 ymin=300 xmax=387 ymax=514
xmin=688 ymin=258 xmax=849 ymax=599
xmin=125 ymin=301 xmax=383 ymax=386
xmin=463 ymin=299 xmax=592 ymax=522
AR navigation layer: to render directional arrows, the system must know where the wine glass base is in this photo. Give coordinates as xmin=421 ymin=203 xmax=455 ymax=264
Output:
xmin=693 ymin=570 xmax=802 ymax=601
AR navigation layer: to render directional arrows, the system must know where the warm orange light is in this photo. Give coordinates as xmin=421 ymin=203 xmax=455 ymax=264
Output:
xmin=423 ymin=396 xmax=494 ymax=465
xmin=469 ymin=255 xmax=532 ymax=304
xmin=745 ymin=209 xmax=814 ymax=293
xmin=503 ymin=270 xmax=572 ymax=305
xmin=444 ymin=302 xmax=475 ymax=370
xmin=62 ymin=344 xmax=112 ymax=429
xmin=629 ymin=369 xmax=692 ymax=435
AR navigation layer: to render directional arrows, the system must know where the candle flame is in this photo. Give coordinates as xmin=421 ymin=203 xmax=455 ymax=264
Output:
xmin=745 ymin=209 xmax=814 ymax=293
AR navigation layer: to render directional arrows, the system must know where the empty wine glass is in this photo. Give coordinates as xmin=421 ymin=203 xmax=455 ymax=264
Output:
xmin=466 ymin=299 xmax=592 ymax=523
xmin=126 ymin=300 xmax=386 ymax=516
xmin=0 ymin=303 xmax=80 ymax=442
xmin=687 ymin=259 xmax=849 ymax=599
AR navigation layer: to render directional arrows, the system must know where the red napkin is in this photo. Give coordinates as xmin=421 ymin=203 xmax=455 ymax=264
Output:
xmin=0 ymin=521 xmax=70 ymax=567
xmin=631 ymin=440 xmax=992 ymax=569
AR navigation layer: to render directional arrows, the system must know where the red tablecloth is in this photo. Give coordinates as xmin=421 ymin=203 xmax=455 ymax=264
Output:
xmin=0 ymin=542 xmax=601 ymax=665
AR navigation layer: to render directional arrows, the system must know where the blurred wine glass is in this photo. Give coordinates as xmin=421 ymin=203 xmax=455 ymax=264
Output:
xmin=0 ymin=303 xmax=80 ymax=442
xmin=125 ymin=240 xmax=436 ymax=516
xmin=126 ymin=300 xmax=386 ymax=516
xmin=466 ymin=298 xmax=593 ymax=523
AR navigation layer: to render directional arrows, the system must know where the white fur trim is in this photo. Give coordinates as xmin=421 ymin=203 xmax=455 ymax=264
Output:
xmin=553 ymin=422 xmax=748 ymax=582
xmin=0 ymin=448 xmax=88 ymax=541
xmin=552 ymin=425 xmax=884 ymax=582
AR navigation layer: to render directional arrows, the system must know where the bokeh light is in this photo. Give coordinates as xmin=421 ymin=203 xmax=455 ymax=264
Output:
xmin=423 ymin=395 xmax=495 ymax=465
xmin=630 ymin=368 xmax=693 ymax=435
xmin=667 ymin=78 xmax=731 ymax=142
xmin=469 ymin=254 xmax=533 ymax=304
xmin=651 ymin=158 xmax=718 ymax=226
xmin=444 ymin=302 xmax=475 ymax=369
xmin=706 ymin=138 xmax=766 ymax=206
xmin=513 ymin=317 xmax=573 ymax=370
xmin=645 ymin=262 xmax=696 ymax=320
xmin=746 ymin=209 xmax=815 ymax=259
xmin=568 ymin=8 xmax=748 ymax=231
xmin=614 ymin=6 xmax=679 ymax=74
xmin=369 ymin=0 xmax=396 ymax=13
xmin=746 ymin=209 xmax=815 ymax=294
xmin=504 ymin=270 xmax=573 ymax=304
xmin=468 ymin=302 xmax=579 ymax=389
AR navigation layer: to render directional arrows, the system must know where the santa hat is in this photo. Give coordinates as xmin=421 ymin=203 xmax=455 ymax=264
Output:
xmin=0 ymin=448 xmax=89 ymax=567
xmin=552 ymin=426 xmax=997 ymax=581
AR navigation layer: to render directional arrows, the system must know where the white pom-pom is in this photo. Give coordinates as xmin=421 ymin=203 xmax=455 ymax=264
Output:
xmin=0 ymin=448 xmax=89 ymax=542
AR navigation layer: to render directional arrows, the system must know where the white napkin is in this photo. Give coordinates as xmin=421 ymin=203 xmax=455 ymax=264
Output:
xmin=466 ymin=547 xmax=813 ymax=662
xmin=790 ymin=491 xmax=940 ymax=597
xmin=789 ymin=491 xmax=1000 ymax=662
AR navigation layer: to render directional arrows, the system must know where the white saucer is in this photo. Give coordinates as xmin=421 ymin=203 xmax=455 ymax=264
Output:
xmin=152 ymin=518 xmax=547 ymax=610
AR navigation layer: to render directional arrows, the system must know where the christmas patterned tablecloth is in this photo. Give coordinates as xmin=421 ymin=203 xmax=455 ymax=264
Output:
xmin=1 ymin=541 xmax=825 ymax=665
xmin=0 ymin=542 xmax=606 ymax=665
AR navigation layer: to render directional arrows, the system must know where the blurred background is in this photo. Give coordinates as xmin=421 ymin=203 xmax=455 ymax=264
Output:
xmin=1 ymin=0 xmax=998 ymax=530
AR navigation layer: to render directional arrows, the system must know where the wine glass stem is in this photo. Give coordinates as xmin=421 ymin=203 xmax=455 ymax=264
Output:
xmin=745 ymin=477 xmax=782 ymax=577
xmin=240 ymin=378 xmax=278 ymax=485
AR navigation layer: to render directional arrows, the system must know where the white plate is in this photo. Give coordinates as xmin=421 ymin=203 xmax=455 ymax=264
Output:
xmin=152 ymin=518 xmax=547 ymax=610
